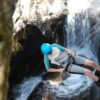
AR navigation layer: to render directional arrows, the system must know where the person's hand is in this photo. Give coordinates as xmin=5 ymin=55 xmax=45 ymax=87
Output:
xmin=70 ymin=52 xmax=76 ymax=57
xmin=65 ymin=49 xmax=75 ymax=57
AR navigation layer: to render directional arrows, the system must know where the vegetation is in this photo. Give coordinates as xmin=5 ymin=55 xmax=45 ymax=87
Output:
xmin=0 ymin=0 xmax=16 ymax=99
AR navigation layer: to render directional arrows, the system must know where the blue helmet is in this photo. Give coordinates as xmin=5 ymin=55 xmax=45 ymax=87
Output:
xmin=41 ymin=43 xmax=52 ymax=54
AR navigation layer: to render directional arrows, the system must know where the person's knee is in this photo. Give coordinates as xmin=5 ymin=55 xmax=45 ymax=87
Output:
xmin=84 ymin=69 xmax=92 ymax=76
xmin=74 ymin=55 xmax=85 ymax=65
xmin=85 ymin=60 xmax=96 ymax=67
xmin=90 ymin=62 xmax=96 ymax=67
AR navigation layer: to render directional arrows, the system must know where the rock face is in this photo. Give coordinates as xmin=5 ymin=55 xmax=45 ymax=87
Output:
xmin=8 ymin=24 xmax=54 ymax=100
xmin=8 ymin=0 xmax=100 ymax=100
xmin=12 ymin=0 xmax=68 ymax=34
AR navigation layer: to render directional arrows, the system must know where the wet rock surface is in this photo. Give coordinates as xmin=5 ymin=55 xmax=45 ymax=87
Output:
xmin=28 ymin=74 xmax=100 ymax=100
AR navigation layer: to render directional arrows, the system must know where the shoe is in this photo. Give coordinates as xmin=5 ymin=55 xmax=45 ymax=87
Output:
xmin=95 ymin=79 xmax=100 ymax=87
xmin=95 ymin=70 xmax=100 ymax=77
xmin=94 ymin=70 xmax=100 ymax=87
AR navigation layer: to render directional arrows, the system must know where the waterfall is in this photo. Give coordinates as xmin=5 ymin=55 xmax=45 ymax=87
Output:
xmin=64 ymin=0 xmax=98 ymax=63
xmin=65 ymin=0 xmax=91 ymax=49
xmin=55 ymin=0 xmax=100 ymax=98
xmin=14 ymin=76 xmax=42 ymax=100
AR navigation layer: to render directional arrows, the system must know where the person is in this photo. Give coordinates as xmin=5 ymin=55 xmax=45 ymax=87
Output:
xmin=41 ymin=43 xmax=100 ymax=87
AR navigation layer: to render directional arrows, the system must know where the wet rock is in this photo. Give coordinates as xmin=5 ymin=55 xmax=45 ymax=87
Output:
xmin=28 ymin=74 xmax=100 ymax=100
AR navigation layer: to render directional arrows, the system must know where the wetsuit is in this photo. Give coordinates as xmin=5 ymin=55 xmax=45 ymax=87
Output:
xmin=44 ymin=44 xmax=93 ymax=74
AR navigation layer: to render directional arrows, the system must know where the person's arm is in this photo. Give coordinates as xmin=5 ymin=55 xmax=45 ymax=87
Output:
xmin=44 ymin=54 xmax=50 ymax=70
xmin=52 ymin=43 xmax=75 ymax=57
xmin=65 ymin=48 xmax=75 ymax=57
xmin=44 ymin=54 xmax=64 ymax=72
xmin=47 ymin=68 xmax=64 ymax=72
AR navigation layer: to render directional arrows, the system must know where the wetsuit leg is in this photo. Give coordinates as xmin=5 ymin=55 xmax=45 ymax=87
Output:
xmin=74 ymin=55 xmax=100 ymax=79
xmin=74 ymin=55 xmax=100 ymax=70
xmin=66 ymin=64 xmax=99 ymax=80
xmin=66 ymin=64 xmax=86 ymax=74
xmin=74 ymin=55 xmax=87 ymax=65
xmin=74 ymin=55 xmax=94 ymax=71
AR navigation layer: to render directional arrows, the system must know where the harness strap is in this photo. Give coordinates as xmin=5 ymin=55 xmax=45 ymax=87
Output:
xmin=64 ymin=61 xmax=71 ymax=71
xmin=64 ymin=52 xmax=76 ymax=72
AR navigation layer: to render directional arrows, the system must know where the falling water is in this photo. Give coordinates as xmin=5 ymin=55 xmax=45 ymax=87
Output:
xmin=64 ymin=0 xmax=98 ymax=62
xmin=55 ymin=0 xmax=100 ymax=98
xmin=13 ymin=76 xmax=42 ymax=100
xmin=65 ymin=0 xmax=91 ymax=48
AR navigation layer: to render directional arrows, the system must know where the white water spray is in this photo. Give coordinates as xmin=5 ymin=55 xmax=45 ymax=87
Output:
xmin=65 ymin=0 xmax=98 ymax=62
xmin=66 ymin=0 xmax=92 ymax=49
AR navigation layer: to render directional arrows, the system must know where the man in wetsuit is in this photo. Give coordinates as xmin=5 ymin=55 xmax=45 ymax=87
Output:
xmin=41 ymin=43 xmax=100 ymax=87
